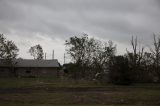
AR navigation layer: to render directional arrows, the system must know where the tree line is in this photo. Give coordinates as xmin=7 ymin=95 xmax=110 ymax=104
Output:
xmin=65 ymin=34 xmax=160 ymax=85
xmin=0 ymin=33 xmax=160 ymax=85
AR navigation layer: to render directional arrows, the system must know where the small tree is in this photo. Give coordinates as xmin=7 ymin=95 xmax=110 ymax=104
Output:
xmin=92 ymin=40 xmax=116 ymax=80
xmin=65 ymin=34 xmax=89 ymax=78
xmin=0 ymin=34 xmax=19 ymax=76
xmin=29 ymin=44 xmax=44 ymax=60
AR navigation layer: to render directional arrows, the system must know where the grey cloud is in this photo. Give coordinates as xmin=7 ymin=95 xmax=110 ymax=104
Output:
xmin=0 ymin=0 xmax=160 ymax=61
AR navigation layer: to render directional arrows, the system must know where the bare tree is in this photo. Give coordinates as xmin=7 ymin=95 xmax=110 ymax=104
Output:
xmin=127 ymin=36 xmax=145 ymax=81
xmin=150 ymin=34 xmax=160 ymax=81
xmin=130 ymin=36 xmax=144 ymax=66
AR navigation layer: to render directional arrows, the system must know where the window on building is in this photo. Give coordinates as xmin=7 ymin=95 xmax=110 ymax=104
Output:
xmin=26 ymin=70 xmax=31 ymax=73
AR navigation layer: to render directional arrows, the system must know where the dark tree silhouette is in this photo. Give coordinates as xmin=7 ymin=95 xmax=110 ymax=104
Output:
xmin=150 ymin=34 xmax=160 ymax=82
xmin=0 ymin=34 xmax=19 ymax=76
xmin=126 ymin=36 xmax=145 ymax=82
xmin=29 ymin=44 xmax=44 ymax=60
xmin=109 ymin=56 xmax=132 ymax=85
xmin=65 ymin=34 xmax=116 ymax=80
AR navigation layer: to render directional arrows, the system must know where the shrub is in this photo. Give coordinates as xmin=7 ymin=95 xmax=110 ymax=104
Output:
xmin=109 ymin=56 xmax=132 ymax=85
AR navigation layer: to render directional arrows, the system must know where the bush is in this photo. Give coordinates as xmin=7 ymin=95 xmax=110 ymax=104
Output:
xmin=109 ymin=56 xmax=132 ymax=85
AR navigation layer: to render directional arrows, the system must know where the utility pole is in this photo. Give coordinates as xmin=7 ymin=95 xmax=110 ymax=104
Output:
xmin=52 ymin=50 xmax=54 ymax=59
xmin=64 ymin=53 xmax=66 ymax=64
xmin=45 ymin=53 xmax=47 ymax=60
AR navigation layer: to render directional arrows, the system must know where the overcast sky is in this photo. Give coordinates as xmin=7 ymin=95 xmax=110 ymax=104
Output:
xmin=0 ymin=0 xmax=160 ymax=64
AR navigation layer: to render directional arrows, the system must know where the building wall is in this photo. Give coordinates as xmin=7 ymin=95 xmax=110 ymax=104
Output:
xmin=16 ymin=67 xmax=59 ymax=77
xmin=0 ymin=67 xmax=60 ymax=77
xmin=0 ymin=67 xmax=12 ymax=77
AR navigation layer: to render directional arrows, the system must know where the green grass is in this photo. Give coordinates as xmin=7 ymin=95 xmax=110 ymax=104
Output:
xmin=0 ymin=77 xmax=106 ymax=88
xmin=0 ymin=78 xmax=160 ymax=106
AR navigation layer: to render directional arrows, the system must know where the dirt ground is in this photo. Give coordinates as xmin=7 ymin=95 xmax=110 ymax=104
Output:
xmin=0 ymin=86 xmax=160 ymax=106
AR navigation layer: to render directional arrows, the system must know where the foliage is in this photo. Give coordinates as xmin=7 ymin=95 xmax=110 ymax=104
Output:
xmin=0 ymin=34 xmax=19 ymax=61
xmin=109 ymin=56 xmax=132 ymax=85
xmin=65 ymin=34 xmax=116 ymax=79
xmin=65 ymin=34 xmax=160 ymax=83
xmin=0 ymin=34 xmax=19 ymax=76
xmin=29 ymin=44 xmax=44 ymax=60
xmin=0 ymin=34 xmax=6 ymax=58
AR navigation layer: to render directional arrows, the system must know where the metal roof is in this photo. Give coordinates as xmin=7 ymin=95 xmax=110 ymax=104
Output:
xmin=0 ymin=59 xmax=60 ymax=68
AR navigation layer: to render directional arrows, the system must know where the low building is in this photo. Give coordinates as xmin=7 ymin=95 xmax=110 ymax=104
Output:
xmin=0 ymin=59 xmax=61 ymax=77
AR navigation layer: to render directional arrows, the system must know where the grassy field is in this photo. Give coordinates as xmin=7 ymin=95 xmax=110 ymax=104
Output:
xmin=0 ymin=78 xmax=160 ymax=106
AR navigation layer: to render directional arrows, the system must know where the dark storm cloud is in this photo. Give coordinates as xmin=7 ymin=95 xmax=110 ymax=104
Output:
xmin=0 ymin=0 xmax=160 ymax=62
